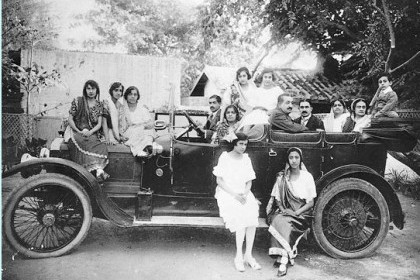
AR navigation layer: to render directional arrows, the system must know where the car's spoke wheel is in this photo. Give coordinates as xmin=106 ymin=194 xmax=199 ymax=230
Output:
xmin=313 ymin=178 xmax=390 ymax=259
xmin=3 ymin=173 xmax=92 ymax=258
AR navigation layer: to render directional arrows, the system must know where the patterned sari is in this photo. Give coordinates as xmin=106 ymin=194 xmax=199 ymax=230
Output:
xmin=266 ymin=165 xmax=316 ymax=264
xmin=68 ymin=96 xmax=108 ymax=172
xmin=212 ymin=121 xmax=239 ymax=144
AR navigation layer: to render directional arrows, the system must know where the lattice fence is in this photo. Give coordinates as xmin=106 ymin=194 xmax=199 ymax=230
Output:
xmin=396 ymin=110 xmax=420 ymax=119
xmin=314 ymin=110 xmax=420 ymax=120
xmin=2 ymin=113 xmax=38 ymax=146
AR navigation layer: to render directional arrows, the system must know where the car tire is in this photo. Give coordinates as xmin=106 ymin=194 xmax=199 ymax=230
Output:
xmin=312 ymin=178 xmax=390 ymax=259
xmin=3 ymin=173 xmax=92 ymax=258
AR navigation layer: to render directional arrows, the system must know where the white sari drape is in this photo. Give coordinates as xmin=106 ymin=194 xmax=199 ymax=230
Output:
xmin=352 ymin=114 xmax=372 ymax=132
xmin=323 ymin=110 xmax=350 ymax=132
xmin=121 ymin=100 xmax=155 ymax=156
xmin=103 ymin=96 xmax=123 ymax=142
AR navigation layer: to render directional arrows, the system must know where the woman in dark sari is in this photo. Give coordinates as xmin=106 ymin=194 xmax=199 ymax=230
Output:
xmin=67 ymin=80 xmax=109 ymax=179
xmin=266 ymin=147 xmax=316 ymax=277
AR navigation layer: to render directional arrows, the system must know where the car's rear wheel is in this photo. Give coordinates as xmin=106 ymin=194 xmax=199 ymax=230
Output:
xmin=313 ymin=178 xmax=390 ymax=259
xmin=3 ymin=173 xmax=92 ymax=258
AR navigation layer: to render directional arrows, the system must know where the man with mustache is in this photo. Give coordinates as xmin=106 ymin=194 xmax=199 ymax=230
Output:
xmin=269 ymin=94 xmax=308 ymax=132
xmin=198 ymin=94 xmax=222 ymax=141
xmin=293 ymin=99 xmax=324 ymax=131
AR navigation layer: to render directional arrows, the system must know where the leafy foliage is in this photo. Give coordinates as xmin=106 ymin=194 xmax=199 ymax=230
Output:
xmin=264 ymin=0 xmax=420 ymax=106
xmin=83 ymin=0 xmax=273 ymax=96
xmin=84 ymin=0 xmax=200 ymax=56
xmin=2 ymin=0 xmax=58 ymax=112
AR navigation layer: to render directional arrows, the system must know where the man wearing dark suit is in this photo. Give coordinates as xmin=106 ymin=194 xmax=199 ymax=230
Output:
xmin=198 ymin=94 xmax=221 ymax=141
xmin=269 ymin=94 xmax=308 ymax=132
xmin=293 ymin=99 xmax=324 ymax=131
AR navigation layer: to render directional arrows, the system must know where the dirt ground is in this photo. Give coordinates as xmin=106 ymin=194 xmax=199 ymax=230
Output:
xmin=2 ymin=171 xmax=420 ymax=280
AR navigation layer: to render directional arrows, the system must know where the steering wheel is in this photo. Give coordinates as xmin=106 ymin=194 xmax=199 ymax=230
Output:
xmin=182 ymin=111 xmax=204 ymax=137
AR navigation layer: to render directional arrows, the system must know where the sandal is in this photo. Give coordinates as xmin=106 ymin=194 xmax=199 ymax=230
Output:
xmin=234 ymin=257 xmax=245 ymax=272
xmin=289 ymin=258 xmax=295 ymax=266
xmin=277 ymin=264 xmax=287 ymax=277
xmin=244 ymin=256 xmax=261 ymax=270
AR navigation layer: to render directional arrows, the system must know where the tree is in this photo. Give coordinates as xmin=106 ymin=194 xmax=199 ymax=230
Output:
xmin=264 ymin=0 xmax=420 ymax=106
xmin=83 ymin=0 xmax=200 ymax=56
xmin=198 ymin=0 xmax=270 ymax=69
xmin=2 ymin=0 xmax=57 ymax=112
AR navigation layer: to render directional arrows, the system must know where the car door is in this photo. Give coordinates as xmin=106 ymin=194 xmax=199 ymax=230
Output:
xmin=172 ymin=140 xmax=215 ymax=195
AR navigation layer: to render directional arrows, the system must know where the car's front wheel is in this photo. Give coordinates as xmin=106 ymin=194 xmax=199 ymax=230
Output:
xmin=312 ymin=178 xmax=390 ymax=259
xmin=3 ymin=173 xmax=92 ymax=258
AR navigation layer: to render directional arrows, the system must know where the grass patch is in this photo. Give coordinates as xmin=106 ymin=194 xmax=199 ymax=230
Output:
xmin=386 ymin=169 xmax=420 ymax=200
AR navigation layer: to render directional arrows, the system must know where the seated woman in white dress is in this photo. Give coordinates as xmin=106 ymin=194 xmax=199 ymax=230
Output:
xmin=238 ymin=68 xmax=283 ymax=131
xmin=213 ymin=133 xmax=261 ymax=272
xmin=323 ymin=99 xmax=350 ymax=132
xmin=120 ymin=86 xmax=155 ymax=157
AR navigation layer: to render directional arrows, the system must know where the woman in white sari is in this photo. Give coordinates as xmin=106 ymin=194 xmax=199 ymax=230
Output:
xmin=102 ymin=82 xmax=127 ymax=144
xmin=323 ymin=99 xmax=350 ymax=132
xmin=121 ymin=86 xmax=155 ymax=157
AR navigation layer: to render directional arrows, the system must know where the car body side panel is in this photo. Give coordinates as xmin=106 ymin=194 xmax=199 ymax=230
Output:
xmin=3 ymin=158 xmax=133 ymax=227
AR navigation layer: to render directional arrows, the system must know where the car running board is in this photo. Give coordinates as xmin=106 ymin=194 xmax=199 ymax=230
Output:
xmin=133 ymin=216 xmax=268 ymax=228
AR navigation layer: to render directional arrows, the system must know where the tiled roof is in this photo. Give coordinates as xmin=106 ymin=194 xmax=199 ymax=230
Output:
xmin=273 ymin=69 xmax=341 ymax=102
xmin=189 ymin=66 xmax=343 ymax=103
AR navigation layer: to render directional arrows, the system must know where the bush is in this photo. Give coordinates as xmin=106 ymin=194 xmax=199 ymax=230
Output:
xmin=386 ymin=169 xmax=420 ymax=200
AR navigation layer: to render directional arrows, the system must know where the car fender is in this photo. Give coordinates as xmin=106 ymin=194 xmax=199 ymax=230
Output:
xmin=316 ymin=164 xmax=404 ymax=229
xmin=3 ymin=158 xmax=133 ymax=227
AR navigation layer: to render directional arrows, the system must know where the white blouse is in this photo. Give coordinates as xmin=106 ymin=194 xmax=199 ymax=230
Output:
xmin=249 ymin=86 xmax=283 ymax=111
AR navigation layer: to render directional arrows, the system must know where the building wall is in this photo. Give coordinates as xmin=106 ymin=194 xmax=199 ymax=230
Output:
xmin=21 ymin=49 xmax=182 ymax=116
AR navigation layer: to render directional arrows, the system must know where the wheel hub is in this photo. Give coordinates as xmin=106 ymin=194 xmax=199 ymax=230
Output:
xmin=42 ymin=213 xmax=56 ymax=227
xmin=329 ymin=198 xmax=367 ymax=238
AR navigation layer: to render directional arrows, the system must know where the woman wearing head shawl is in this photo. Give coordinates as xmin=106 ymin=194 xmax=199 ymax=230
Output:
xmin=266 ymin=147 xmax=317 ymax=277
xmin=323 ymin=99 xmax=350 ymax=132
xmin=342 ymin=98 xmax=371 ymax=133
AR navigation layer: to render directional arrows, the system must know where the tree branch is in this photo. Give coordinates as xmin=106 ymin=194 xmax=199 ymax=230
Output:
xmin=381 ymin=0 xmax=395 ymax=72
xmin=371 ymin=0 xmax=386 ymax=21
xmin=320 ymin=18 xmax=363 ymax=41
xmin=251 ymin=39 xmax=276 ymax=77
xmin=390 ymin=50 xmax=420 ymax=74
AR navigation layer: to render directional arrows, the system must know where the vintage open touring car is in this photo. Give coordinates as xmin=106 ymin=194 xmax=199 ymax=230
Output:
xmin=2 ymin=110 xmax=417 ymax=260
